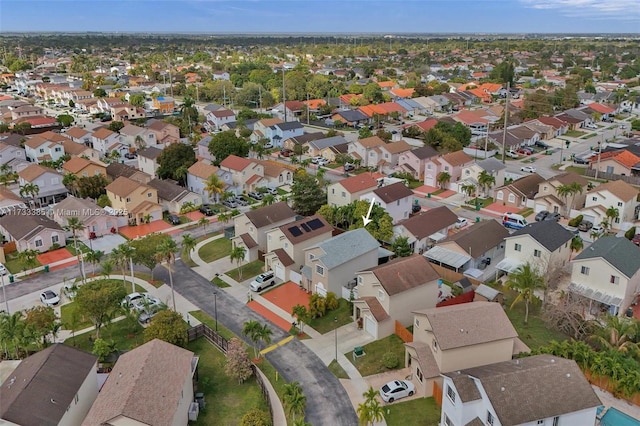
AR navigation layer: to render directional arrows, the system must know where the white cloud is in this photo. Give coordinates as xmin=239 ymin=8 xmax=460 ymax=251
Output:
xmin=520 ymin=0 xmax=640 ymax=21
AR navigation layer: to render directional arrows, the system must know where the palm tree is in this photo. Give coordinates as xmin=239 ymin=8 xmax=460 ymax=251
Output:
xmin=142 ymin=213 xmax=152 ymax=224
xmin=19 ymin=182 xmax=40 ymax=207
xmin=0 ymin=312 xmax=25 ymax=359
xmin=156 ymin=238 xmax=178 ymax=310
xmin=65 ymin=217 xmax=86 ymax=282
xmin=477 ymin=170 xmax=496 ymax=198
xmin=256 ymin=323 xmax=273 ymax=355
xmin=18 ymin=249 xmax=39 ymax=273
xmin=217 ymin=212 xmax=231 ymax=225
xmin=505 ymin=263 xmax=546 ymax=325
xmin=589 ymin=316 xmax=640 ymax=354
xmin=180 ymin=97 xmax=198 ymax=131
xmin=182 ymin=234 xmax=197 ymax=256
xmin=100 ymin=258 xmax=114 ymax=278
xmin=556 ymin=184 xmax=573 ymax=218
xmin=283 ymin=381 xmax=306 ymax=421
xmin=357 ymin=386 xmax=385 ymax=426
xmin=230 ymin=245 xmax=247 ymax=281
xmin=198 ymin=216 xmax=209 ymax=236
xmin=175 ymin=165 xmax=188 ymax=186
xmin=204 ymin=174 xmax=226 ymax=204
xmin=134 ymin=134 xmax=146 ymax=150
xmin=85 ymin=250 xmax=103 ymax=276
xmin=460 ymin=183 xmax=476 ymax=203
xmin=261 ymin=194 xmax=276 ymax=206
xmin=242 ymin=320 xmax=262 ymax=359
xmin=570 ymin=236 xmax=583 ymax=259
xmin=604 ymin=206 xmax=619 ymax=231
xmin=62 ymin=173 xmax=79 ymax=196
xmin=566 ymin=181 xmax=584 ymax=214
xmin=436 ymin=171 xmax=451 ymax=190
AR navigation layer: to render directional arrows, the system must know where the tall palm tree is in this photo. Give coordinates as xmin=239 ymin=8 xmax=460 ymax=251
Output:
xmin=242 ymin=320 xmax=262 ymax=359
xmin=460 ymin=183 xmax=476 ymax=203
xmin=180 ymin=97 xmax=198 ymax=131
xmin=204 ymin=174 xmax=225 ymax=204
xmin=570 ymin=236 xmax=583 ymax=259
xmin=65 ymin=217 xmax=86 ymax=283
xmin=181 ymin=234 xmax=197 ymax=255
xmin=357 ymin=386 xmax=385 ymax=426
xmin=505 ymin=263 xmax=546 ymax=325
xmin=230 ymin=245 xmax=247 ymax=281
xmin=261 ymin=194 xmax=276 ymax=206
xmin=436 ymin=171 xmax=451 ymax=190
xmin=85 ymin=250 xmax=104 ymax=276
xmin=604 ymin=206 xmax=619 ymax=230
xmin=134 ymin=134 xmax=146 ymax=150
xmin=283 ymin=381 xmax=306 ymax=421
xmin=566 ymin=181 xmax=584 ymax=214
xmin=589 ymin=316 xmax=640 ymax=354
xmin=0 ymin=312 xmax=25 ymax=359
xmin=111 ymin=243 xmax=135 ymax=291
xmin=198 ymin=216 xmax=209 ymax=236
xmin=175 ymin=165 xmax=188 ymax=186
xmin=217 ymin=212 xmax=231 ymax=225
xmin=556 ymin=184 xmax=573 ymax=218
xmin=62 ymin=173 xmax=79 ymax=196
xmin=100 ymin=258 xmax=114 ymax=278
xmin=19 ymin=182 xmax=40 ymax=207
xmin=477 ymin=170 xmax=496 ymax=198
xmin=156 ymin=238 xmax=178 ymax=310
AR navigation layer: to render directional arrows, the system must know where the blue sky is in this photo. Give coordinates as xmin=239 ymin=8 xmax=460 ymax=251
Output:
xmin=1 ymin=0 xmax=638 ymax=34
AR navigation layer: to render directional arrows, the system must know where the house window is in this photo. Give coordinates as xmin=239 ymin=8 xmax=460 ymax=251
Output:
xmin=396 ymin=200 xmax=400 ymax=206
xmin=617 ymin=202 xmax=623 ymax=207
xmin=496 ymin=191 xmax=503 ymax=201
xmin=316 ymin=265 xmax=324 ymax=276
xmin=487 ymin=411 xmax=495 ymax=425
xmin=508 ymin=194 xmax=515 ymax=203
xmin=55 ymin=147 xmax=61 ymax=152
xmin=377 ymin=289 xmax=385 ymax=300
xmin=514 ymin=243 xmax=521 ymax=252
xmin=427 ymin=164 xmax=432 ymax=170
xmin=446 ymin=385 xmax=456 ymax=404
xmin=444 ymin=166 xmax=449 ymax=172
xmin=35 ymin=239 xmax=43 ymax=247
xmin=534 ymin=249 xmax=541 ymax=257
xmin=416 ymin=367 xmax=423 ymax=382
xmin=39 ymin=148 xmax=45 ymax=153
xmin=552 ymin=417 xmax=559 ymax=426
xmin=592 ymin=196 xmax=597 ymax=202
xmin=537 ymin=421 xmax=545 ymax=425
xmin=126 ymin=197 xmax=131 ymax=202
xmin=52 ymin=234 xmax=59 ymax=244
xmin=147 ymin=192 xmax=152 ymax=197
xmin=465 ymin=170 xmax=470 ymax=176
xmin=357 ymin=276 xmax=362 ymax=283
xmin=341 ymin=191 xmax=346 ymax=198
xmin=284 ymin=242 xmax=289 ymax=249
xmin=415 ymin=318 xmax=419 ymax=327
xmin=610 ymin=275 xmax=619 ymax=285
xmin=581 ymin=266 xmax=590 ymax=275
xmin=443 ymin=415 xmax=453 ymax=426
xmin=331 ymin=189 xmax=335 ymax=194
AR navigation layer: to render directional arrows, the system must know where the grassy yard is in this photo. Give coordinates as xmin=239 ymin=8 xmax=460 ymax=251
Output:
xmin=65 ymin=317 xmax=145 ymax=353
xmin=133 ymin=271 xmax=164 ymax=288
xmin=226 ymin=260 xmax=264 ymax=282
xmin=188 ymin=338 xmax=269 ymax=426
xmin=181 ymin=248 xmax=198 ymax=267
xmin=350 ymin=334 xmax=406 ymax=377
xmin=563 ymin=166 xmax=586 ymax=175
xmin=384 ymin=397 xmax=441 ymax=426
xmin=565 ymin=130 xmax=586 ymax=137
xmin=3 ymin=252 xmax=42 ymax=274
xmin=464 ymin=197 xmax=493 ymax=208
xmin=407 ymin=180 xmax=423 ymax=189
xmin=198 ymin=238 xmax=232 ymax=263
xmin=60 ymin=303 xmax=93 ymax=331
xmin=66 ymin=241 xmax=91 ymax=255
xmin=276 ymin=188 xmax=288 ymax=196
xmin=189 ymin=310 xmax=235 ymax=341
xmin=212 ymin=276 xmax=230 ymax=288
xmin=307 ymin=298 xmax=353 ymax=334
xmin=328 ymin=359 xmax=349 ymax=379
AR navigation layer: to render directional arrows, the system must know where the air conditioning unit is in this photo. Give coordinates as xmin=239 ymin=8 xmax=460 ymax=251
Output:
xmin=188 ymin=402 xmax=199 ymax=421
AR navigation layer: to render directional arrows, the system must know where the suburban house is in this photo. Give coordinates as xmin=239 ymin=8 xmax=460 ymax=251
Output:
xmin=91 ymin=128 xmax=121 ymax=155
xmin=53 ymin=196 xmax=120 ymax=238
xmin=318 ymin=139 xmax=350 ymax=162
xmin=405 ymin=302 xmax=528 ymax=398
xmin=353 ymin=255 xmax=440 ymax=339
xmin=82 ymin=339 xmax=198 ymax=426
xmin=282 ymin=132 xmax=325 ymax=152
xmin=330 ymin=109 xmax=369 ymax=127
xmin=0 ymin=186 xmax=26 ymax=215
xmin=396 ymin=145 xmax=439 ymax=180
xmin=592 ymin=150 xmax=640 ymax=177
xmin=105 ymin=176 xmax=162 ymax=225
xmin=212 ymin=71 xmax=230 ymax=80
xmin=264 ymin=122 xmax=305 ymax=147
xmin=110 ymin=104 xmax=145 ymax=121
xmin=494 ymin=173 xmax=545 ymax=209
xmin=0 ymin=141 xmax=26 ymax=165
xmin=458 ymin=158 xmax=506 ymax=198
xmin=61 ymin=138 xmax=101 ymax=162
xmin=187 ymin=160 xmax=232 ymax=203
xmin=24 ymin=134 xmax=66 ymax=164
xmin=537 ymin=116 xmax=569 ymax=136
xmin=348 ymin=136 xmax=387 ymax=168
xmin=377 ymin=140 xmax=412 ymax=173
xmin=232 ymin=201 xmax=297 ymax=262
xmin=147 ymin=178 xmax=202 ymax=214
xmin=441 ymin=355 xmax=601 ymax=426
xmin=360 ymin=182 xmax=414 ymax=224
xmin=270 ymin=100 xmax=304 ymax=121
xmin=425 ymin=219 xmax=509 ymax=275
xmin=151 ymin=96 xmax=175 ymax=114
xmin=137 ymin=146 xmax=163 ymax=177
xmin=61 ymin=157 xmax=107 ymax=178
xmin=569 ymin=236 xmax=640 ymax=317
xmin=148 ymin=120 xmax=180 ymax=145
xmin=424 ymin=151 xmax=474 ymax=190
xmin=256 ymin=160 xmax=294 ymax=188
xmin=393 ymin=206 xmax=459 ymax=254
xmin=327 ymin=173 xmax=380 ymax=208
xmin=304 ymin=135 xmax=349 ymax=158
xmin=119 ymin=124 xmax=157 ymax=149
xmin=0 ymin=211 xmax=66 ymax=252
xmin=581 ymin=180 xmax=639 ymax=227
xmin=18 ymin=164 xmax=68 ymax=206
xmin=251 ymin=118 xmax=283 ymax=143
xmin=205 ymin=107 xmax=236 ymax=131
xmin=106 ymin=162 xmax=151 ymax=184
xmin=301 ymin=228 xmax=382 ymax=296
xmin=264 ymin=214 xmax=333 ymax=284
xmin=496 ymin=220 xmax=574 ymax=277
xmin=0 ymin=344 xmax=98 ymax=426
xmin=219 ymin=155 xmax=265 ymax=194
xmin=533 ymin=172 xmax=589 ymax=216
xmin=196 ymin=136 xmax=213 ymax=162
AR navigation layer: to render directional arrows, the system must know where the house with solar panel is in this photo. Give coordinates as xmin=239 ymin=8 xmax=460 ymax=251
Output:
xmin=264 ymin=214 xmax=334 ymax=284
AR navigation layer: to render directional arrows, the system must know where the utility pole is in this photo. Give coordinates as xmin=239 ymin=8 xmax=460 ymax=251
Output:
xmin=282 ymin=68 xmax=287 ymax=122
xmin=307 ymin=92 xmax=310 ymax=125
xmin=258 ymin=85 xmax=262 ymax=112
xmin=501 ymin=82 xmax=510 ymax=164
xmin=223 ymin=86 xmax=226 ymax=108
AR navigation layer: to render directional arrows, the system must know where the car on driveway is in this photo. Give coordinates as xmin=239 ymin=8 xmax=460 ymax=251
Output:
xmin=454 ymin=217 xmax=468 ymax=229
xmin=506 ymin=150 xmax=519 ymax=159
xmin=223 ymin=199 xmax=238 ymax=208
xmin=591 ymin=225 xmax=604 ymax=236
xmin=122 ymin=292 xmax=160 ymax=311
xmin=0 ymin=263 xmax=7 ymax=276
xmin=535 ymin=210 xmax=549 ymax=221
xmin=520 ymin=166 xmax=537 ymax=173
xmin=343 ymin=163 xmax=355 ymax=172
xmin=167 ymin=214 xmax=181 ymax=225
xmin=138 ymin=304 xmax=163 ymax=324
xmin=40 ymin=290 xmax=60 ymax=306
xmin=266 ymin=187 xmax=278 ymax=195
xmin=248 ymin=192 xmax=263 ymax=200
xmin=199 ymin=205 xmax=214 ymax=216
xmin=250 ymin=271 xmax=276 ymax=292
xmin=578 ymin=221 xmax=593 ymax=232
xmin=517 ymin=148 xmax=533 ymax=155
xmin=234 ymin=197 xmax=249 ymax=206
xmin=379 ymin=380 xmax=415 ymax=403
xmin=544 ymin=212 xmax=561 ymax=222
xmin=535 ymin=141 xmax=550 ymax=149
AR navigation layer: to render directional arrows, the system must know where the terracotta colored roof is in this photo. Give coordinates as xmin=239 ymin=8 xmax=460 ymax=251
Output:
xmin=303 ymin=99 xmax=326 ymax=109
xmin=537 ymin=116 xmax=567 ymax=129
xmin=64 ymin=126 xmax=91 ymax=139
xmin=598 ymin=150 xmax=640 ymax=169
xmin=283 ymin=101 xmax=305 ymax=111
xmin=106 ymin=176 xmax=146 ymax=198
xmin=336 ymin=173 xmax=379 ymax=194
xmin=256 ymin=160 xmax=286 ymax=178
xmin=18 ymin=164 xmax=57 ymax=182
xmin=62 ymin=157 xmax=94 ymax=174
xmin=92 ymin=127 xmax=115 ymax=140
xmin=359 ymin=296 xmax=390 ymax=321
xmin=187 ymin=160 xmax=219 ymax=179
xmin=587 ymin=102 xmax=615 ymax=114
xmin=272 ymin=247 xmax=294 ymax=267
xmin=358 ymin=136 xmax=386 ymax=149
xmin=23 ymin=135 xmax=47 ymax=149
xmin=414 ymin=118 xmax=439 ymax=131
xmin=245 ymin=174 xmax=262 ymax=185
xmin=479 ymin=82 xmax=503 ymax=93
xmin=366 ymin=254 xmax=439 ymax=296
xmin=390 ymin=88 xmax=414 ymax=98
xmin=377 ymin=81 xmax=396 ymax=88
xmin=62 ymin=139 xmax=90 ymax=156
xmin=220 ymin=155 xmax=253 ymax=171
xmin=258 ymin=118 xmax=283 ymax=127
xmin=210 ymin=108 xmax=235 ymax=118
xmin=588 ymin=179 xmax=639 ymax=202
xmin=453 ymin=110 xmax=489 ymax=125
xmin=441 ymin=150 xmax=473 ymax=167
xmin=381 ymin=140 xmax=411 ymax=155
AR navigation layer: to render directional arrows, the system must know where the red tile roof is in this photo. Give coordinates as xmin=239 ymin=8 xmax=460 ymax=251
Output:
xmin=587 ymin=103 xmax=615 ymax=114
xmin=338 ymin=173 xmax=379 ymax=194
xmin=598 ymin=150 xmax=640 ymax=169
xmin=219 ymin=155 xmax=253 ymax=171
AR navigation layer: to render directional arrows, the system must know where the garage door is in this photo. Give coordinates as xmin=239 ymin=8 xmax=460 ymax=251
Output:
xmin=274 ymin=265 xmax=285 ymax=281
xmin=534 ymin=204 xmax=547 ymax=213
xmin=425 ymin=176 xmax=434 ymax=187
xmin=364 ymin=315 xmax=376 ymax=337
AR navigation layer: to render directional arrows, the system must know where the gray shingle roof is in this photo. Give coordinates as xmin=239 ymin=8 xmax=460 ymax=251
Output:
xmin=574 ymin=236 xmax=640 ymax=278
xmin=509 ymin=220 xmax=573 ymax=252
xmin=334 ymin=109 xmax=369 ymax=122
xmin=308 ymin=135 xmax=349 ymax=150
xmin=476 ymin=157 xmax=506 ymax=173
xmin=274 ymin=121 xmax=304 ymax=131
xmin=0 ymin=212 xmax=63 ymax=241
xmin=314 ymin=228 xmax=379 ymax=269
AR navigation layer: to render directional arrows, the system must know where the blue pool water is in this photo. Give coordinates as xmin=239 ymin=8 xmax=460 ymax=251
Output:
xmin=599 ymin=407 xmax=640 ymax=426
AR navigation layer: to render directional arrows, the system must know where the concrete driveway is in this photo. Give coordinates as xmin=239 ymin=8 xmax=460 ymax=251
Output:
xmin=82 ymin=234 xmax=128 ymax=254
xmin=364 ymin=367 xmax=423 ymax=404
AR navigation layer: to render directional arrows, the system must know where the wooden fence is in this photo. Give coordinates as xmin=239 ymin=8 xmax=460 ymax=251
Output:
xmin=583 ymin=369 xmax=640 ymax=406
xmin=430 ymin=264 xmax=483 ymax=287
xmin=395 ymin=321 xmax=413 ymax=343
xmin=437 ymin=291 xmax=476 ymax=307
xmin=584 ymin=169 xmax=640 ymax=186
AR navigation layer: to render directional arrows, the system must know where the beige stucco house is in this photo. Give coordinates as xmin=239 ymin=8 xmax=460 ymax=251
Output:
xmin=61 ymin=157 xmax=107 ymax=178
xmin=219 ymin=155 xmax=265 ymax=194
xmin=393 ymin=206 xmax=459 ymax=254
xmin=327 ymin=173 xmax=380 ymax=208
xmin=494 ymin=173 xmax=545 ymax=209
xmin=581 ymin=180 xmax=639 ymax=229
xmin=105 ymin=176 xmax=162 ymax=225
xmin=147 ymin=178 xmax=203 ymax=214
xmin=534 ymin=172 xmax=589 ymax=217
xmin=0 ymin=212 xmax=66 ymax=253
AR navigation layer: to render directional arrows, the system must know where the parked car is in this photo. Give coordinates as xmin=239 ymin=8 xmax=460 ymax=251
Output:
xmin=578 ymin=221 xmax=593 ymax=232
xmin=454 ymin=217 xmax=468 ymax=229
xmin=234 ymin=197 xmax=248 ymax=206
xmin=343 ymin=163 xmax=355 ymax=172
xmin=167 ymin=214 xmax=180 ymax=225
xmin=517 ymin=148 xmax=533 ymax=155
xmin=506 ymin=150 xmax=519 ymax=159
xmin=632 ymin=234 xmax=640 ymax=246
xmin=534 ymin=141 xmax=550 ymax=149
xmin=311 ymin=156 xmax=323 ymax=164
xmin=411 ymin=203 xmax=422 ymax=214
xmin=520 ymin=166 xmax=537 ymax=173
xmin=591 ymin=225 xmax=604 ymax=235
xmin=535 ymin=210 xmax=549 ymax=221
xmin=248 ymin=192 xmax=263 ymax=200
xmin=0 ymin=263 xmax=6 ymax=276
xmin=199 ymin=205 xmax=214 ymax=216
xmin=122 ymin=292 xmax=160 ymax=311
xmin=124 ymin=152 xmax=136 ymax=159
xmin=222 ymin=199 xmax=238 ymax=208
xmin=138 ymin=304 xmax=163 ymax=324
xmin=379 ymin=380 xmax=415 ymax=403
xmin=585 ymin=123 xmax=598 ymax=130
xmin=250 ymin=271 xmax=276 ymax=292
xmin=573 ymin=156 xmax=590 ymax=165
xmin=280 ymin=148 xmax=292 ymax=157
xmin=263 ymin=142 xmax=274 ymax=149
xmin=317 ymin=158 xmax=329 ymax=166
xmin=544 ymin=212 xmax=562 ymax=222
xmin=266 ymin=187 xmax=278 ymax=195
xmin=40 ymin=290 xmax=60 ymax=306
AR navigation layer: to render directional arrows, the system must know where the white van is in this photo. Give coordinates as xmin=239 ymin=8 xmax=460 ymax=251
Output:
xmin=502 ymin=213 xmax=528 ymax=230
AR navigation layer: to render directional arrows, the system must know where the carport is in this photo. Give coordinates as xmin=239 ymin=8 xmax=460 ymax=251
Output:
xmin=495 ymin=257 xmax=523 ymax=274
xmin=424 ymin=246 xmax=471 ymax=272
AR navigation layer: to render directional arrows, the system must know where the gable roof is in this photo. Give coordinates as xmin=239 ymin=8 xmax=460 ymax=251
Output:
xmin=92 ymin=127 xmax=115 ymax=140
xmin=313 ymin=228 xmax=379 ymax=269
xmin=18 ymin=164 xmax=59 ymax=182
xmin=0 ymin=344 xmax=97 ymax=426
xmin=106 ymin=162 xmax=150 ymax=182
xmin=475 ymin=157 xmax=506 ymax=173
xmin=574 ymin=236 xmax=640 ymax=278
xmin=372 ymin=182 xmax=413 ymax=203
xmin=446 ymin=355 xmax=601 ymax=425
xmin=274 ymin=121 xmax=304 ymax=131
xmin=510 ymin=220 xmax=574 ymax=252
xmin=398 ymin=206 xmax=458 ymax=240
xmin=188 ymin=160 xmax=219 ymax=180
xmin=587 ymin=178 xmax=639 ymax=202
xmin=357 ymin=136 xmax=386 ymax=149
xmin=106 ymin=176 xmax=149 ymax=198
xmin=138 ymin=146 xmax=162 ymax=160
xmin=549 ymin=171 xmax=589 ymax=187
xmin=335 ymin=173 xmax=379 ymax=195
xmin=244 ymin=201 xmax=295 ymax=229
xmin=408 ymin=145 xmax=439 ymax=160
xmin=365 ymin=254 xmax=439 ymax=296
xmin=279 ymin=214 xmax=332 ymax=244
xmin=333 ymin=109 xmax=369 ymax=122
xmin=148 ymin=178 xmax=190 ymax=202
xmin=380 ymin=140 xmax=411 ymax=154
xmin=440 ymin=219 xmax=509 ymax=257
xmin=414 ymin=302 xmax=518 ymax=350
xmin=504 ymin=173 xmax=545 ymax=198
xmin=81 ymin=339 xmax=195 ymax=426
xmin=62 ymin=157 xmax=102 ymax=174
xmin=307 ymin=135 xmax=349 ymax=150
xmin=54 ymin=196 xmax=103 ymax=224
xmin=441 ymin=150 xmax=473 ymax=167
xmin=220 ymin=154 xmax=253 ymax=171
xmin=63 ymin=126 xmax=91 ymax=139
xmin=62 ymin=139 xmax=92 ymax=156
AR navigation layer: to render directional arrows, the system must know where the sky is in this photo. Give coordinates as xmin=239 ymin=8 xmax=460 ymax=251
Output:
xmin=1 ymin=0 xmax=639 ymax=34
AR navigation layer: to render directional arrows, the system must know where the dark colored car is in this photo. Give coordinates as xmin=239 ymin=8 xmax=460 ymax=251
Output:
xmin=578 ymin=221 xmax=593 ymax=232
xmin=535 ymin=210 xmax=549 ymax=221
xmin=411 ymin=204 xmax=421 ymax=214
xmin=534 ymin=141 xmax=550 ymax=149
xmin=199 ymin=205 xmax=214 ymax=216
xmin=280 ymin=148 xmax=292 ymax=157
xmin=167 ymin=214 xmax=180 ymax=225
xmin=124 ymin=152 xmax=136 ymax=159
xmin=632 ymin=234 xmax=640 ymax=246
xmin=573 ymin=157 xmax=590 ymax=164
xmin=544 ymin=212 xmax=562 ymax=222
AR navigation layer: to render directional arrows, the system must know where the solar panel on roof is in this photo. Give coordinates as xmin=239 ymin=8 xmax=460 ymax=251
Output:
xmin=307 ymin=218 xmax=324 ymax=230
xmin=300 ymin=222 xmax=311 ymax=232
xmin=288 ymin=226 xmax=303 ymax=237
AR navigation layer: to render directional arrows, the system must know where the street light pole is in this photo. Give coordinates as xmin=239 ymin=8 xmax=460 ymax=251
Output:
xmin=334 ymin=317 xmax=338 ymax=361
xmin=129 ymin=254 xmax=135 ymax=294
xmin=213 ymin=291 xmax=218 ymax=333
xmin=1 ymin=273 xmax=9 ymax=314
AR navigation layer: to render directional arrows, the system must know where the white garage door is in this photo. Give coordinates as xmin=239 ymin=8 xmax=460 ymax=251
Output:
xmin=425 ymin=176 xmax=434 ymax=187
xmin=364 ymin=315 xmax=376 ymax=337
xmin=535 ymin=204 xmax=547 ymax=213
xmin=275 ymin=265 xmax=285 ymax=281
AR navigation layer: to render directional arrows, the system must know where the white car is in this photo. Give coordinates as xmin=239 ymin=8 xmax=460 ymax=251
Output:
xmin=40 ymin=290 xmax=60 ymax=306
xmin=520 ymin=166 xmax=537 ymax=173
xmin=122 ymin=292 xmax=161 ymax=311
xmin=506 ymin=150 xmax=519 ymax=159
xmin=591 ymin=225 xmax=604 ymax=235
xmin=379 ymin=380 xmax=415 ymax=403
xmin=250 ymin=271 xmax=276 ymax=292
xmin=455 ymin=217 xmax=468 ymax=229
xmin=0 ymin=263 xmax=7 ymax=276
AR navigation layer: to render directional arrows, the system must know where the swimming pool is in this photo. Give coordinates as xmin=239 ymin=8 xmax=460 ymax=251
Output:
xmin=599 ymin=406 xmax=640 ymax=426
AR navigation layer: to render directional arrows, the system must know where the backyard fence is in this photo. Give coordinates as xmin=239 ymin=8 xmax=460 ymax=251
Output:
xmin=584 ymin=169 xmax=640 ymax=185
xmin=395 ymin=321 xmax=413 ymax=343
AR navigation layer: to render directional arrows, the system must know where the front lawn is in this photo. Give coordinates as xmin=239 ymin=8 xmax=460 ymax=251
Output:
xmin=212 ymin=276 xmax=230 ymax=288
xmin=565 ymin=129 xmax=586 ymax=137
xmin=225 ymin=260 xmax=264 ymax=282
xmin=350 ymin=334 xmax=406 ymax=377
xmin=60 ymin=302 xmax=93 ymax=331
xmin=4 ymin=252 xmax=42 ymax=274
xmin=464 ymin=197 xmax=493 ymax=208
xmin=198 ymin=238 xmax=232 ymax=263
xmin=189 ymin=310 xmax=235 ymax=340
xmin=187 ymin=338 xmax=269 ymax=426
xmin=307 ymin=298 xmax=353 ymax=334
xmin=563 ymin=166 xmax=586 ymax=176
xmin=384 ymin=397 xmax=441 ymax=426
xmin=133 ymin=272 xmax=164 ymax=288
xmin=65 ymin=317 xmax=144 ymax=353
xmin=328 ymin=359 xmax=349 ymax=379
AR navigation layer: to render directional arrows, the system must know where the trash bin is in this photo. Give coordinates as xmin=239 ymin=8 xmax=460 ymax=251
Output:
xmin=44 ymin=265 xmax=50 ymax=273
xmin=9 ymin=275 xmax=14 ymax=283
xmin=427 ymin=193 xmax=431 ymax=199
xmin=476 ymin=217 xmax=480 ymax=222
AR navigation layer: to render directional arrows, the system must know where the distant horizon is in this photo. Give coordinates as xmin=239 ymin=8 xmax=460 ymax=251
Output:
xmin=1 ymin=0 xmax=639 ymax=34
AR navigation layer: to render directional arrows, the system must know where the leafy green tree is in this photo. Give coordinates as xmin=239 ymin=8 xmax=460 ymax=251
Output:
xmin=143 ymin=310 xmax=188 ymax=347
xmin=85 ymin=250 xmax=104 ymax=276
xmin=93 ymin=88 xmax=107 ymax=98
xmin=625 ymin=226 xmax=636 ymax=241
xmin=208 ymin=131 xmax=250 ymax=166
xmin=436 ymin=171 xmax=451 ymax=189
xmin=225 ymin=337 xmax=253 ymax=384
xmin=291 ymin=304 xmax=310 ymax=334
xmin=181 ymin=234 xmax=197 ymax=255
xmin=357 ymin=386 xmax=385 ymax=425
xmin=129 ymin=233 xmax=172 ymax=277
xmin=56 ymin=114 xmax=74 ymax=127
xmin=358 ymin=126 xmax=373 ymax=139
xmin=24 ymin=306 xmax=58 ymax=348
xmin=92 ymin=338 xmax=117 ymax=363
xmin=505 ymin=263 xmax=546 ymax=324
xmin=75 ymin=279 xmax=127 ymax=338
xmin=129 ymin=93 xmax=146 ymax=108
xmin=588 ymin=316 xmax=639 ymax=354
xmin=240 ymin=408 xmax=272 ymax=426
xmin=97 ymin=194 xmax=111 ymax=207
xmin=77 ymin=174 xmax=109 ymax=199
xmin=204 ymin=173 xmax=226 ymax=203
xmin=570 ymin=236 xmax=584 ymax=259
xmin=490 ymin=61 xmax=514 ymax=85
xmin=157 ymin=142 xmax=196 ymax=182
xmin=18 ymin=248 xmax=39 ymax=271
xmin=290 ymin=170 xmax=325 ymax=216
xmin=391 ymin=236 xmax=412 ymax=257
xmin=108 ymin=121 xmax=124 ymax=132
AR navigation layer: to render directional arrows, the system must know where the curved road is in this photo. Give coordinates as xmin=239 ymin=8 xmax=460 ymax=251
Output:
xmin=154 ymin=261 xmax=359 ymax=426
